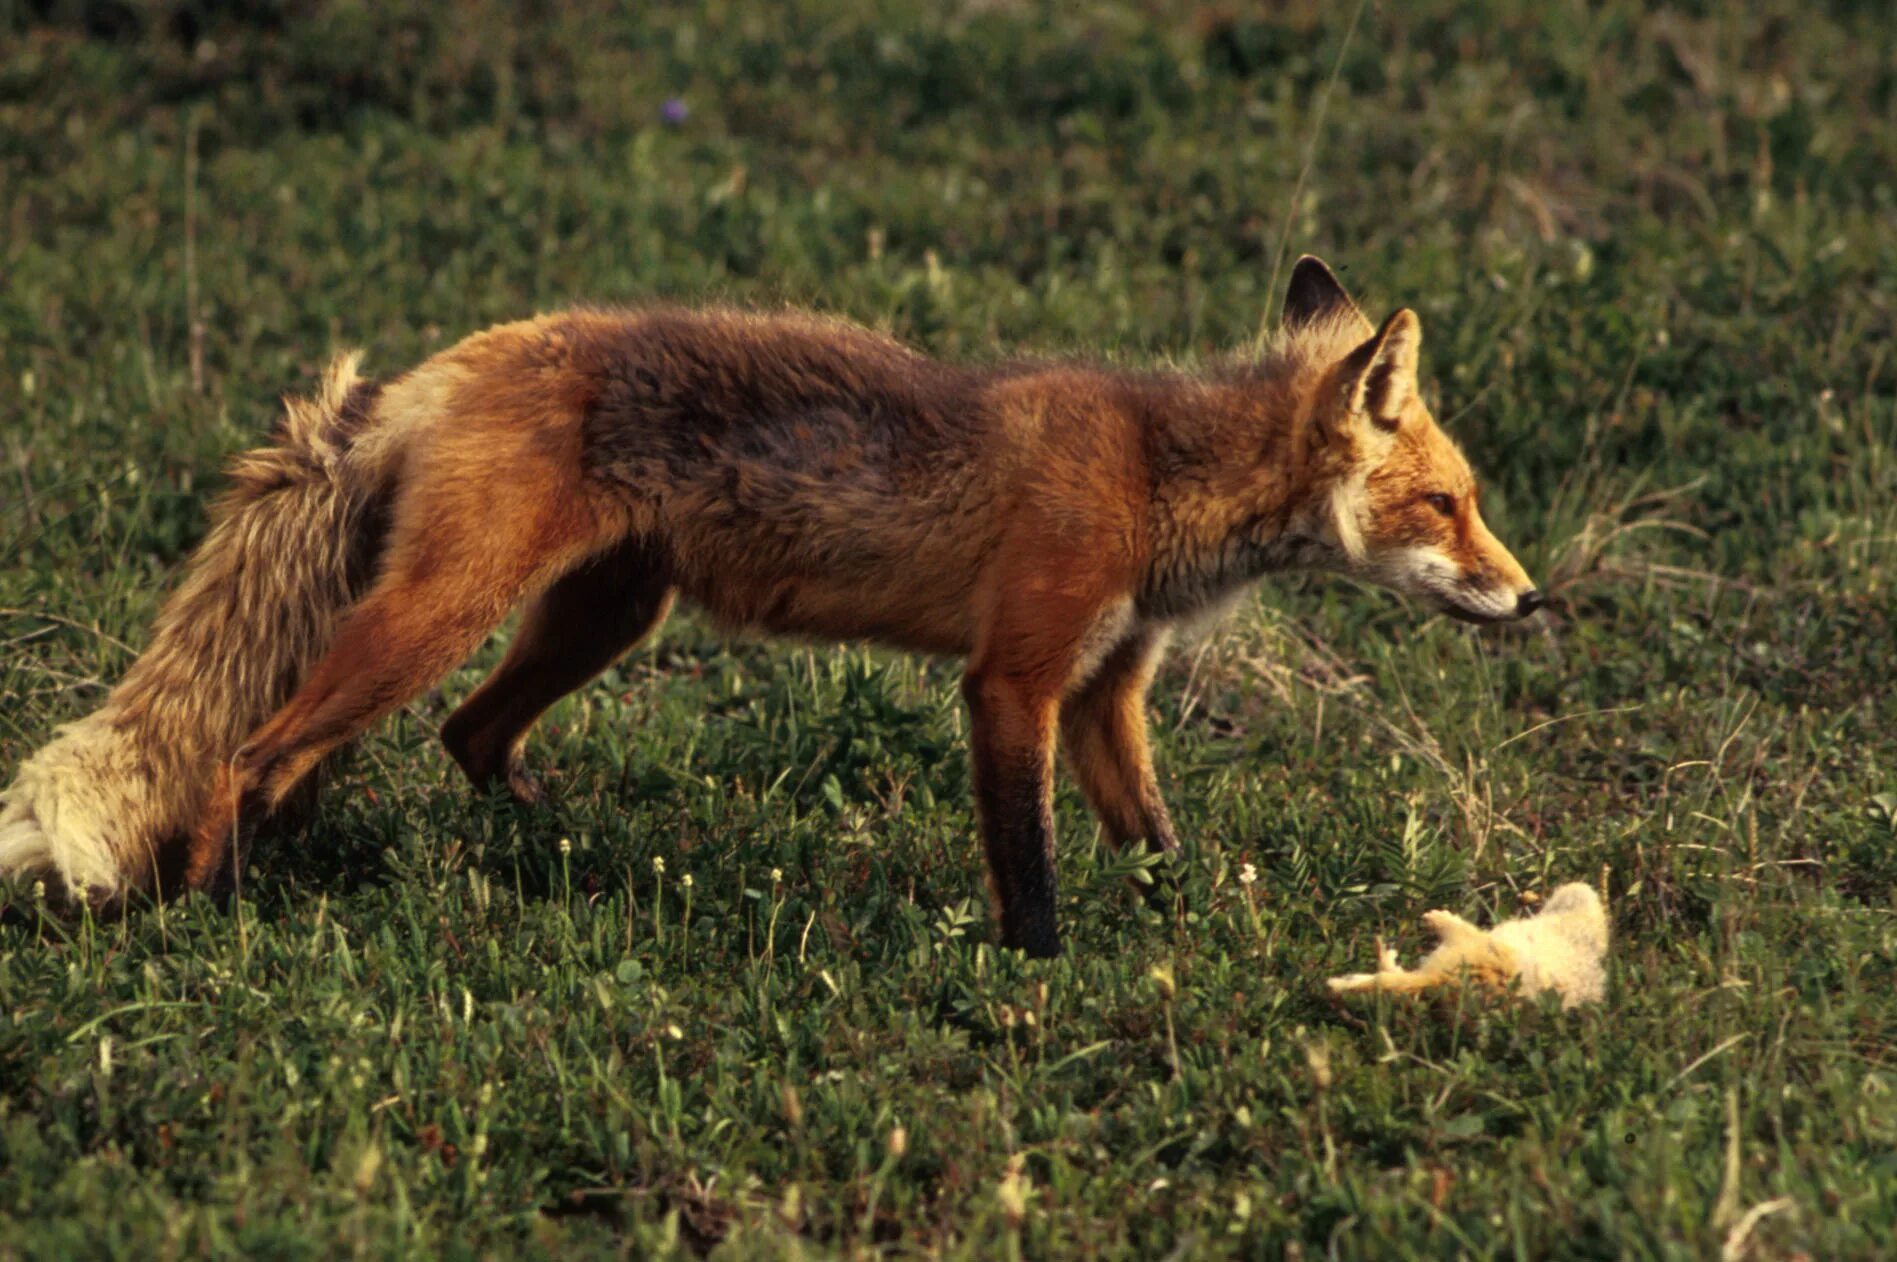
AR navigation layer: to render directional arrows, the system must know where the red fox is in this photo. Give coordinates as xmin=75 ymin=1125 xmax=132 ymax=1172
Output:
xmin=0 ymin=257 xmax=1541 ymax=956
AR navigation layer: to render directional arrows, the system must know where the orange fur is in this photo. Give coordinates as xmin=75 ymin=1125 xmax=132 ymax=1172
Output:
xmin=6 ymin=257 xmax=1542 ymax=955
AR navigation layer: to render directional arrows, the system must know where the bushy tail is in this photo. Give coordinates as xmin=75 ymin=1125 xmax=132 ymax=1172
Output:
xmin=1 ymin=355 xmax=395 ymax=901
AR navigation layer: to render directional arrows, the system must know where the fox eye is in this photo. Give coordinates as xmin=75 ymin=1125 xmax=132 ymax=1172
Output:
xmin=1424 ymin=493 xmax=1456 ymax=516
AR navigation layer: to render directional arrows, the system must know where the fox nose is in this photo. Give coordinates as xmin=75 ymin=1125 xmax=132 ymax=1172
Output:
xmin=1516 ymin=589 xmax=1547 ymax=617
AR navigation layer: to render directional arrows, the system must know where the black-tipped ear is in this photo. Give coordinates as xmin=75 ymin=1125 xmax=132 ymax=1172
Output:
xmin=1283 ymin=255 xmax=1359 ymax=330
xmin=1343 ymin=308 xmax=1423 ymax=431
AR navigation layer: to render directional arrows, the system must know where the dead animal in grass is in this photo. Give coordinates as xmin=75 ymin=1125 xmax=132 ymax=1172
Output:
xmin=1327 ymin=883 xmax=1608 ymax=1009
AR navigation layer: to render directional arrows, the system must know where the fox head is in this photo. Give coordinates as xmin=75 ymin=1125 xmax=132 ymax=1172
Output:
xmin=1278 ymin=256 xmax=1543 ymax=624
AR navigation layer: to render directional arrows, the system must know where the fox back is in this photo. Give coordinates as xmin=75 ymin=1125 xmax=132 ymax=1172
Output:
xmin=417 ymin=280 xmax=1536 ymax=660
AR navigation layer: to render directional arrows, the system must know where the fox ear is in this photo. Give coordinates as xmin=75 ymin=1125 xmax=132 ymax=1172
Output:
xmin=1343 ymin=308 xmax=1422 ymax=431
xmin=1283 ymin=255 xmax=1364 ymax=331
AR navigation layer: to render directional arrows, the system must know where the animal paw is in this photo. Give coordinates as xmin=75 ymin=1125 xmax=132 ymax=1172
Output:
xmin=1421 ymin=909 xmax=1482 ymax=944
xmin=503 ymin=758 xmax=544 ymax=806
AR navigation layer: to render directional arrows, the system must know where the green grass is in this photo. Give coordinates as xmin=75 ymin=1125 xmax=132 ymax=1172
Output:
xmin=3 ymin=1 xmax=1894 ymax=1256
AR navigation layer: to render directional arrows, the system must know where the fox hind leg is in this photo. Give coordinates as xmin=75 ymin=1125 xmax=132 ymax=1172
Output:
xmin=184 ymin=482 xmax=612 ymax=892
xmin=442 ymin=538 xmax=674 ymax=803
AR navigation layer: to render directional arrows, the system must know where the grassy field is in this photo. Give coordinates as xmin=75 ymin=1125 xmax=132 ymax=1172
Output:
xmin=2 ymin=1 xmax=1894 ymax=1256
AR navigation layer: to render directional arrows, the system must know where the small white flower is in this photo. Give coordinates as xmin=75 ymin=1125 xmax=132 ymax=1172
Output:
xmin=997 ymin=1153 xmax=1030 ymax=1224
xmin=681 ymin=874 xmax=694 ymax=889
xmin=770 ymin=867 xmax=784 ymax=884
xmin=31 ymin=881 xmax=46 ymax=902
xmin=1238 ymin=863 xmax=1258 ymax=887
xmin=651 ymin=856 xmax=666 ymax=875
xmin=557 ymin=837 xmax=572 ymax=857
xmin=1148 ymin=963 xmax=1176 ymax=1000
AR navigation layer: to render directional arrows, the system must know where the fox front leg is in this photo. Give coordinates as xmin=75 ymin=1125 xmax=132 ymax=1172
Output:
xmin=1058 ymin=629 xmax=1178 ymax=857
xmin=965 ymin=521 xmax=1138 ymax=955
xmin=962 ymin=668 xmax=1064 ymax=958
